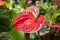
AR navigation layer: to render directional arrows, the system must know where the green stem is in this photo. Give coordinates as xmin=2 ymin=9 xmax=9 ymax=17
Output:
xmin=25 ymin=33 xmax=30 ymax=40
xmin=35 ymin=31 xmax=41 ymax=40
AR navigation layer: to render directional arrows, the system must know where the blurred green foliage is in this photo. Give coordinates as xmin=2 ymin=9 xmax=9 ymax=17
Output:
xmin=0 ymin=0 xmax=60 ymax=40
xmin=0 ymin=8 xmax=10 ymax=32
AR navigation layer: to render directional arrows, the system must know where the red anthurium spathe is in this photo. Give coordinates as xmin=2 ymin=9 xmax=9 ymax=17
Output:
xmin=0 ymin=0 xmax=6 ymax=6
xmin=14 ymin=6 xmax=45 ymax=33
xmin=26 ymin=6 xmax=39 ymax=18
xmin=32 ymin=16 xmax=45 ymax=32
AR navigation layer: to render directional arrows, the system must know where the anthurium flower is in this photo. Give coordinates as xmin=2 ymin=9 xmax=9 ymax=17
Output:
xmin=0 ymin=0 xmax=6 ymax=6
xmin=14 ymin=6 xmax=45 ymax=33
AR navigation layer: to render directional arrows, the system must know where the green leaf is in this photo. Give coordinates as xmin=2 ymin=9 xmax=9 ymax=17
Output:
xmin=19 ymin=0 xmax=25 ymax=8
xmin=0 ymin=9 xmax=10 ymax=32
xmin=6 ymin=0 xmax=13 ymax=10
xmin=39 ymin=25 xmax=49 ymax=36
xmin=45 ymin=13 xmax=51 ymax=22
xmin=30 ymin=33 xmax=36 ymax=39
xmin=11 ymin=5 xmax=24 ymax=28
xmin=42 ymin=2 xmax=51 ymax=10
xmin=12 ymin=5 xmax=24 ymax=14
xmin=10 ymin=5 xmax=25 ymax=40
xmin=10 ymin=28 xmax=25 ymax=40
xmin=50 ymin=12 xmax=60 ymax=25
xmin=45 ymin=8 xmax=53 ymax=23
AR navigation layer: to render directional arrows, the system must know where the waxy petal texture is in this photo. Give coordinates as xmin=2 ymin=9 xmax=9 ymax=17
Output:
xmin=32 ymin=16 xmax=45 ymax=32
xmin=14 ymin=6 xmax=45 ymax=33
xmin=26 ymin=6 xmax=39 ymax=18
xmin=14 ymin=11 xmax=35 ymax=33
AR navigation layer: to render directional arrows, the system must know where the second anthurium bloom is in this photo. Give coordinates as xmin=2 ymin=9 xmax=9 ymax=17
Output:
xmin=14 ymin=6 xmax=45 ymax=33
xmin=0 ymin=0 xmax=6 ymax=6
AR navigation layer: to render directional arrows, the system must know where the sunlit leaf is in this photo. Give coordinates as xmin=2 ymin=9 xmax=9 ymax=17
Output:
xmin=10 ymin=28 xmax=25 ymax=40
xmin=19 ymin=0 xmax=25 ymax=8
xmin=12 ymin=5 xmax=24 ymax=14
xmin=10 ymin=4 xmax=24 ymax=40
xmin=6 ymin=0 xmax=13 ymax=10
xmin=50 ymin=12 xmax=60 ymax=25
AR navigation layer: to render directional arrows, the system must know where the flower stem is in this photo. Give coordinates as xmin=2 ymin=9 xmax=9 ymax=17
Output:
xmin=25 ymin=33 xmax=30 ymax=40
